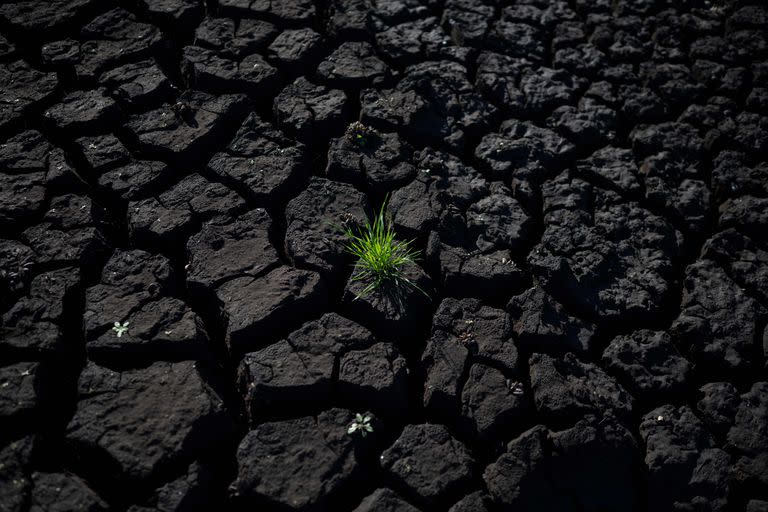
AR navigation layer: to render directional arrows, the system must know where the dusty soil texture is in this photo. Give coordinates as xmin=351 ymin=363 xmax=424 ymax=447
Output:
xmin=1 ymin=0 xmax=767 ymax=510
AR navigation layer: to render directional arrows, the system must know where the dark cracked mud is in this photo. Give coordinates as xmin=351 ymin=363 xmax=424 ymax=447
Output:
xmin=1 ymin=0 xmax=767 ymax=510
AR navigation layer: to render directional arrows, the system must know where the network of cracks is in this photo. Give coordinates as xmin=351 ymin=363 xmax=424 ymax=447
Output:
xmin=1 ymin=0 xmax=767 ymax=511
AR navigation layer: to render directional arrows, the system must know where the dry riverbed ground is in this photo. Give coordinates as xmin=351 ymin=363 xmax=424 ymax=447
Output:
xmin=1 ymin=0 xmax=767 ymax=510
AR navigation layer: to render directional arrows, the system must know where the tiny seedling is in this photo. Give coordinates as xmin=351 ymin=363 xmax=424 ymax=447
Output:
xmin=112 ymin=321 xmax=129 ymax=338
xmin=346 ymin=121 xmax=374 ymax=148
xmin=341 ymin=199 xmax=427 ymax=300
xmin=348 ymin=413 xmax=373 ymax=437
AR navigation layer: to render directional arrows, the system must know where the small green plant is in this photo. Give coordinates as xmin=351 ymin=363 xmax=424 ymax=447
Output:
xmin=341 ymin=199 xmax=427 ymax=300
xmin=112 ymin=321 xmax=129 ymax=338
xmin=347 ymin=413 xmax=373 ymax=437
xmin=346 ymin=121 xmax=374 ymax=148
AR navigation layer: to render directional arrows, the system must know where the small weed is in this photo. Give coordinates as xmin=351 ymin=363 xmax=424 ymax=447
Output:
xmin=112 ymin=321 xmax=129 ymax=338
xmin=347 ymin=413 xmax=373 ymax=437
xmin=346 ymin=121 xmax=374 ymax=148
xmin=341 ymin=198 xmax=427 ymax=300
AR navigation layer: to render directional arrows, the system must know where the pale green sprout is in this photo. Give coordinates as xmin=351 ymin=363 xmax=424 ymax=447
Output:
xmin=348 ymin=413 xmax=373 ymax=437
xmin=112 ymin=321 xmax=129 ymax=338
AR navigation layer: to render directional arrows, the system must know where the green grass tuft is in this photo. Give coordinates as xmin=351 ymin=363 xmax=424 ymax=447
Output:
xmin=342 ymin=199 xmax=428 ymax=300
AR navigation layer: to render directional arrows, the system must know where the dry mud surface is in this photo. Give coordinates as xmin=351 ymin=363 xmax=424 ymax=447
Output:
xmin=1 ymin=0 xmax=767 ymax=510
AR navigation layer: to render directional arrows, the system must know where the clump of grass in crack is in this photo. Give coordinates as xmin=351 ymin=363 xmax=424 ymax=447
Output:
xmin=341 ymin=199 xmax=428 ymax=301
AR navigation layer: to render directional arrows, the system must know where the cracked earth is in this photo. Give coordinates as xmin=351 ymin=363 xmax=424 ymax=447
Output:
xmin=1 ymin=0 xmax=767 ymax=511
